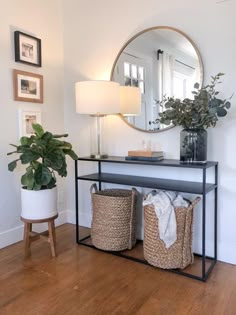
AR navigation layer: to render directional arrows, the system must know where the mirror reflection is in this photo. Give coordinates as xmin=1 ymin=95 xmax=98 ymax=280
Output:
xmin=111 ymin=27 xmax=203 ymax=132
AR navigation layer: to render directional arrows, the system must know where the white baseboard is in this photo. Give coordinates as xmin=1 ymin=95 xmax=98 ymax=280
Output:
xmin=0 ymin=225 xmax=24 ymax=249
xmin=193 ymin=237 xmax=236 ymax=265
xmin=0 ymin=210 xmax=69 ymax=250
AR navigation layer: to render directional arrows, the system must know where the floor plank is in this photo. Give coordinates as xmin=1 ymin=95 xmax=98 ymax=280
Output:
xmin=0 ymin=224 xmax=236 ymax=315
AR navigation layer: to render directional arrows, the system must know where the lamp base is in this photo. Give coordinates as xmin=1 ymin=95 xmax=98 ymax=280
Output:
xmin=90 ymin=153 xmax=108 ymax=159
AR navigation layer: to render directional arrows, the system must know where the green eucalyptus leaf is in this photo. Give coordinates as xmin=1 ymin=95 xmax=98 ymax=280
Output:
xmin=209 ymin=108 xmax=217 ymax=115
xmin=161 ymin=119 xmax=171 ymax=125
xmin=155 ymin=73 xmax=232 ymax=129
xmin=217 ymin=107 xmax=227 ymax=117
xmin=225 ymin=101 xmax=231 ymax=109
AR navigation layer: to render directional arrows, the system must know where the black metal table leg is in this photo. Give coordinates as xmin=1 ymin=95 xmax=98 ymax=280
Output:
xmin=215 ymin=164 xmax=218 ymax=260
xmin=98 ymin=161 xmax=101 ymax=190
xmin=75 ymin=160 xmax=79 ymax=243
xmin=202 ymin=168 xmax=206 ymax=280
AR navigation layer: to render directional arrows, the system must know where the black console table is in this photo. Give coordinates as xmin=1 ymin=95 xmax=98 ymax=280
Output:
xmin=75 ymin=156 xmax=218 ymax=282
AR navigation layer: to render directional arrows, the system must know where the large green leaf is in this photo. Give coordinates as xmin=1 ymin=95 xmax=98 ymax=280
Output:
xmin=62 ymin=141 xmax=72 ymax=149
xmin=35 ymin=165 xmax=52 ymax=186
xmin=8 ymin=160 xmax=19 ymax=171
xmin=64 ymin=149 xmax=78 ymax=160
xmin=32 ymin=123 xmax=44 ymax=138
xmin=20 ymin=151 xmax=41 ymax=164
xmin=21 ymin=169 xmax=34 ymax=187
xmin=47 ymin=177 xmax=56 ymax=189
xmin=44 ymin=154 xmax=64 ymax=170
xmin=33 ymin=183 xmax=42 ymax=190
xmin=57 ymin=159 xmax=67 ymax=177
xmin=32 ymin=161 xmax=41 ymax=169
xmin=7 ymin=151 xmax=17 ymax=156
xmin=20 ymin=137 xmax=33 ymax=146
xmin=42 ymin=132 xmax=53 ymax=141
xmin=48 ymin=139 xmax=65 ymax=148
xmin=52 ymin=134 xmax=68 ymax=138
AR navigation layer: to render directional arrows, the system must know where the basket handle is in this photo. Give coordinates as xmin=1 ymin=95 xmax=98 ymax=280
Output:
xmin=90 ymin=183 xmax=98 ymax=194
xmin=190 ymin=196 xmax=201 ymax=208
xmin=128 ymin=187 xmax=138 ymax=250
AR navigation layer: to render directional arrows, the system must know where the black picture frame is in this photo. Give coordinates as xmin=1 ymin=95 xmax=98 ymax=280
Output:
xmin=14 ymin=31 xmax=42 ymax=67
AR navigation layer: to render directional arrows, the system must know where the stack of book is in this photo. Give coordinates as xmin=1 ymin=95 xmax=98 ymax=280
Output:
xmin=125 ymin=150 xmax=164 ymax=161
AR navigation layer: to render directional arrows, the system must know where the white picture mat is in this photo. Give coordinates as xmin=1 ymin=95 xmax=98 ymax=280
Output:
xmin=18 ymin=74 xmax=40 ymax=100
xmin=18 ymin=109 xmax=42 ymax=138
xmin=19 ymin=34 xmax=38 ymax=64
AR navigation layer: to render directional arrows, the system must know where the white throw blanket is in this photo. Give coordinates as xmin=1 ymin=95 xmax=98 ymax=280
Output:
xmin=143 ymin=190 xmax=189 ymax=248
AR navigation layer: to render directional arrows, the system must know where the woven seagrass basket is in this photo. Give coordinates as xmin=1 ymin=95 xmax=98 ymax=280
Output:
xmin=144 ymin=197 xmax=200 ymax=269
xmin=90 ymin=184 xmax=137 ymax=251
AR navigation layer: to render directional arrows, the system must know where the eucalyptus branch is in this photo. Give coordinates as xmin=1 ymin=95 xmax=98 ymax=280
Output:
xmin=155 ymin=73 xmax=231 ymax=129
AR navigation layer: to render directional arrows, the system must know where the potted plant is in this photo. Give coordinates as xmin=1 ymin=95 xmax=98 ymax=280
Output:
xmin=7 ymin=123 xmax=78 ymax=220
xmin=155 ymin=73 xmax=232 ymax=163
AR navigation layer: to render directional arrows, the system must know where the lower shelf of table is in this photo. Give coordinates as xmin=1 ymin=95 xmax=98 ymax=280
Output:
xmin=77 ymin=226 xmax=216 ymax=282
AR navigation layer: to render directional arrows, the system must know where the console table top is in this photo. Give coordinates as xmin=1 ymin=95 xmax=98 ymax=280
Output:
xmin=77 ymin=156 xmax=218 ymax=169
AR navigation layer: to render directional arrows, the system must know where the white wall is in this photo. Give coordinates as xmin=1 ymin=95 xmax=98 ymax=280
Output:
xmin=0 ymin=0 xmax=67 ymax=248
xmin=63 ymin=0 xmax=236 ymax=264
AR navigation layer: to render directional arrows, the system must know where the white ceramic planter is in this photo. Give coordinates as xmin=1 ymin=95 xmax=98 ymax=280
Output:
xmin=21 ymin=187 xmax=57 ymax=220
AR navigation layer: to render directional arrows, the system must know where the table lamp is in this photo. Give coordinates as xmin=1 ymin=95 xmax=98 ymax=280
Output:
xmin=75 ymin=80 xmax=120 ymax=158
xmin=119 ymin=86 xmax=141 ymax=116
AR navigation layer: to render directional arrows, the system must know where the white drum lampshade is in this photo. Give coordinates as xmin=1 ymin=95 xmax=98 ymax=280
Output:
xmin=75 ymin=81 xmax=120 ymax=115
xmin=75 ymin=80 xmax=120 ymax=158
xmin=119 ymin=86 xmax=141 ymax=116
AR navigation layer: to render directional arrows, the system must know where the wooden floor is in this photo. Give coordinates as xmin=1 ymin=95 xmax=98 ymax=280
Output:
xmin=1 ymin=224 xmax=236 ymax=315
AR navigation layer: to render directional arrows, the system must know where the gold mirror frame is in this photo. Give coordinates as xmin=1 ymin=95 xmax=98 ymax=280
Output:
xmin=110 ymin=26 xmax=204 ymax=133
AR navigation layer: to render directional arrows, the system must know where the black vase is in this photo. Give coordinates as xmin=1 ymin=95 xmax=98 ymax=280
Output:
xmin=180 ymin=128 xmax=207 ymax=163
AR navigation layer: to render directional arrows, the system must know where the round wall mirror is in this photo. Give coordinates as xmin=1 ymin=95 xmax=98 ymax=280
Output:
xmin=111 ymin=26 xmax=204 ymax=133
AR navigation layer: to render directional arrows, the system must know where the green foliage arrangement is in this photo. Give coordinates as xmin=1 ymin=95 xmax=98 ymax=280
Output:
xmin=7 ymin=124 xmax=78 ymax=190
xmin=155 ymin=73 xmax=232 ymax=129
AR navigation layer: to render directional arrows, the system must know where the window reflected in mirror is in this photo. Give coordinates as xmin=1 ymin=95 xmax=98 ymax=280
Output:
xmin=111 ymin=26 xmax=203 ymax=133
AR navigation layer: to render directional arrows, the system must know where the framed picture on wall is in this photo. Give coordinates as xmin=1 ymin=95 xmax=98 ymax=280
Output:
xmin=18 ymin=109 xmax=42 ymax=138
xmin=14 ymin=31 xmax=42 ymax=67
xmin=13 ymin=69 xmax=43 ymax=103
